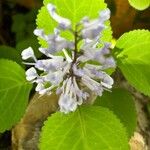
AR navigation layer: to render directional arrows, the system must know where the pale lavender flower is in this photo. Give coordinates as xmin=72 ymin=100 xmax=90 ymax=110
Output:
xmin=21 ymin=3 xmax=115 ymax=113
xmin=99 ymin=9 xmax=111 ymax=22
xmin=47 ymin=3 xmax=71 ymax=30
xmin=35 ymin=83 xmax=46 ymax=94
xmin=34 ymin=28 xmax=74 ymax=55
xmin=81 ymin=9 xmax=110 ymax=40
xmin=21 ymin=47 xmax=37 ymax=61
xmin=33 ymin=29 xmax=47 ymax=40
xmin=26 ymin=67 xmax=37 ymax=81
xmin=58 ymin=77 xmax=89 ymax=113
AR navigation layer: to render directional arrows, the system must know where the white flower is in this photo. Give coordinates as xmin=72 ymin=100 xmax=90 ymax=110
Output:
xmin=35 ymin=83 xmax=45 ymax=93
xmin=58 ymin=77 xmax=88 ymax=113
xmin=35 ymin=56 xmax=65 ymax=72
xmin=81 ymin=9 xmax=110 ymax=40
xmin=35 ymin=83 xmax=55 ymax=95
xmin=47 ymin=3 xmax=71 ymax=30
xmin=82 ymin=20 xmax=105 ymax=39
xmin=45 ymin=70 xmax=64 ymax=85
xmin=36 ymin=30 xmax=74 ymax=55
xmin=21 ymin=47 xmax=36 ymax=61
xmin=26 ymin=67 xmax=37 ymax=81
xmin=22 ymin=4 xmax=115 ymax=113
xmin=101 ymin=74 xmax=114 ymax=89
xmin=72 ymin=77 xmax=89 ymax=104
xmin=58 ymin=78 xmax=77 ymax=113
xmin=99 ymin=8 xmax=110 ymax=22
xmin=33 ymin=29 xmax=46 ymax=40
xmin=73 ymin=63 xmax=114 ymax=93
xmin=73 ymin=64 xmax=84 ymax=76
xmin=59 ymin=94 xmax=77 ymax=114
xmin=102 ymin=57 xmax=116 ymax=69
xmin=82 ymin=75 xmax=104 ymax=96
xmin=49 ymin=36 xmax=73 ymax=53
xmin=78 ymin=40 xmax=112 ymax=64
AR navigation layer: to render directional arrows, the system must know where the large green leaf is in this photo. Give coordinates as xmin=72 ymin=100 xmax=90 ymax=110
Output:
xmin=113 ymin=30 xmax=150 ymax=96
xmin=36 ymin=0 xmax=112 ymax=47
xmin=128 ymin=0 xmax=150 ymax=10
xmin=0 ymin=59 xmax=32 ymax=132
xmin=94 ymin=88 xmax=137 ymax=138
xmin=39 ymin=106 xmax=129 ymax=150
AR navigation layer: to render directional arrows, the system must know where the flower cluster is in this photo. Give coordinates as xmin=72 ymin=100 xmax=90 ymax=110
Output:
xmin=21 ymin=3 xmax=116 ymax=113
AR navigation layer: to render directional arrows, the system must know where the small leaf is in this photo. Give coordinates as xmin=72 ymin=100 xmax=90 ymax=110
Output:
xmin=128 ymin=0 xmax=150 ymax=10
xmin=113 ymin=30 xmax=150 ymax=96
xmin=36 ymin=0 xmax=112 ymax=47
xmin=0 ymin=59 xmax=32 ymax=132
xmin=39 ymin=106 xmax=129 ymax=150
xmin=94 ymin=88 xmax=137 ymax=138
xmin=0 ymin=45 xmax=22 ymax=65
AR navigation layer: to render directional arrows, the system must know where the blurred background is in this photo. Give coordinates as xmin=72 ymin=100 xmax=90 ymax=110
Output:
xmin=0 ymin=0 xmax=150 ymax=149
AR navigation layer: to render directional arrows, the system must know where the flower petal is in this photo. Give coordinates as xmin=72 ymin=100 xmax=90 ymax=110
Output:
xmin=47 ymin=3 xmax=71 ymax=30
xmin=26 ymin=67 xmax=37 ymax=81
xmin=21 ymin=47 xmax=35 ymax=60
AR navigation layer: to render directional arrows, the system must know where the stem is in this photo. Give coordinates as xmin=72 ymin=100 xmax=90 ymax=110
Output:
xmin=70 ymin=25 xmax=79 ymax=78
xmin=73 ymin=25 xmax=78 ymax=63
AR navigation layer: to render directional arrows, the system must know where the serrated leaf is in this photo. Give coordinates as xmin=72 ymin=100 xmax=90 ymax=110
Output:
xmin=0 ymin=45 xmax=22 ymax=65
xmin=113 ymin=30 xmax=150 ymax=96
xmin=39 ymin=106 xmax=129 ymax=150
xmin=36 ymin=0 xmax=112 ymax=47
xmin=128 ymin=0 xmax=150 ymax=10
xmin=94 ymin=88 xmax=137 ymax=138
xmin=0 ymin=59 xmax=32 ymax=133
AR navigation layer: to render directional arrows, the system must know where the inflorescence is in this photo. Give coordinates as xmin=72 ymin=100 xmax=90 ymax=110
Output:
xmin=21 ymin=3 xmax=116 ymax=113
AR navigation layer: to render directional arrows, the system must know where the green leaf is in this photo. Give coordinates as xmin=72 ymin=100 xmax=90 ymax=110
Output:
xmin=128 ymin=0 xmax=150 ymax=10
xmin=0 ymin=59 xmax=32 ymax=133
xmin=39 ymin=106 xmax=129 ymax=150
xmin=36 ymin=0 xmax=112 ymax=47
xmin=0 ymin=45 xmax=22 ymax=65
xmin=94 ymin=88 xmax=137 ymax=138
xmin=113 ymin=30 xmax=150 ymax=96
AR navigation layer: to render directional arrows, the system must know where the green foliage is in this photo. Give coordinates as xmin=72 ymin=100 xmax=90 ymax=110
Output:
xmin=0 ymin=45 xmax=22 ymax=65
xmin=128 ymin=0 xmax=150 ymax=10
xmin=12 ymin=9 xmax=41 ymax=58
xmin=12 ymin=14 xmax=26 ymax=42
xmin=94 ymin=88 xmax=137 ymax=138
xmin=39 ymin=106 xmax=129 ymax=150
xmin=113 ymin=30 xmax=150 ymax=96
xmin=0 ymin=59 xmax=32 ymax=133
xmin=12 ymin=9 xmax=37 ymax=42
xmin=36 ymin=0 xmax=112 ymax=47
